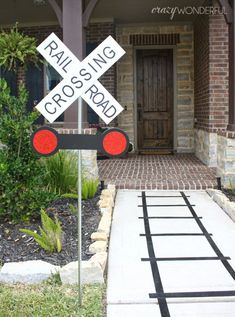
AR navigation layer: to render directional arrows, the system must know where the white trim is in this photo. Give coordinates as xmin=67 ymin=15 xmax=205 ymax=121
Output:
xmin=134 ymin=46 xmax=177 ymax=152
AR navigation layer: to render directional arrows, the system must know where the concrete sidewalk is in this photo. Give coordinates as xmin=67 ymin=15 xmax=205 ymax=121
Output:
xmin=106 ymin=191 xmax=235 ymax=317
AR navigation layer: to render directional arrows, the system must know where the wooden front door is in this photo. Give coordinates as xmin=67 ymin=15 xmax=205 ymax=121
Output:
xmin=137 ymin=49 xmax=173 ymax=152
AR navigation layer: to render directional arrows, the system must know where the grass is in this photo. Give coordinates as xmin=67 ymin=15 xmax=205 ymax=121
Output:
xmin=0 ymin=279 xmax=104 ymax=317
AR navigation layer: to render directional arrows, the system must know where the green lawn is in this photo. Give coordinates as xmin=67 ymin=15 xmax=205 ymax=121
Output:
xmin=0 ymin=280 xmax=104 ymax=317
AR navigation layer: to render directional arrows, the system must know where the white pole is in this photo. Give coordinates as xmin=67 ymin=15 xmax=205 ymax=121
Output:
xmin=78 ymin=97 xmax=82 ymax=306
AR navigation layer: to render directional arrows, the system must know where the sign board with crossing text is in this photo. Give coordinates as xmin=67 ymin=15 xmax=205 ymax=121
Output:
xmin=36 ymin=33 xmax=125 ymax=124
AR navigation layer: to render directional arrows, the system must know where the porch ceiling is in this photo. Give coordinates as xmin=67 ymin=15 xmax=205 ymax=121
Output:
xmin=89 ymin=0 xmax=206 ymax=23
xmin=0 ymin=0 xmax=207 ymax=27
xmin=0 ymin=0 xmax=57 ymax=26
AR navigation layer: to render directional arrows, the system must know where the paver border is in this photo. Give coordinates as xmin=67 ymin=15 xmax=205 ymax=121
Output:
xmin=207 ymin=189 xmax=235 ymax=222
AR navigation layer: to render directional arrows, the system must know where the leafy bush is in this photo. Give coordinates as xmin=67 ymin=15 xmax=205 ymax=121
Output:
xmin=0 ymin=23 xmax=39 ymax=72
xmin=20 ymin=209 xmax=63 ymax=253
xmin=0 ymin=80 xmax=54 ymax=222
xmin=82 ymin=178 xmax=99 ymax=200
xmin=41 ymin=151 xmax=78 ymax=195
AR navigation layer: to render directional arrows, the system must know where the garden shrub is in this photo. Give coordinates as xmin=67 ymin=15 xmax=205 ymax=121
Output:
xmin=42 ymin=150 xmax=99 ymax=200
xmin=82 ymin=178 xmax=99 ymax=200
xmin=0 ymin=80 xmax=54 ymax=222
xmin=41 ymin=151 xmax=78 ymax=195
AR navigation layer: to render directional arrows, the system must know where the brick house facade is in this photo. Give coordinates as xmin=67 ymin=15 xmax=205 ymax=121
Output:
xmin=0 ymin=0 xmax=235 ymax=186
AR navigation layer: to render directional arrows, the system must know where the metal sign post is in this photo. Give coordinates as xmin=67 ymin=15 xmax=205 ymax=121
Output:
xmin=77 ymin=97 xmax=82 ymax=306
xmin=33 ymin=32 xmax=128 ymax=308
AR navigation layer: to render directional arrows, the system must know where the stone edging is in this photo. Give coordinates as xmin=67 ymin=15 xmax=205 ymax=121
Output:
xmin=0 ymin=184 xmax=116 ymax=285
xmin=207 ymin=189 xmax=235 ymax=222
xmin=59 ymin=184 xmax=116 ymax=285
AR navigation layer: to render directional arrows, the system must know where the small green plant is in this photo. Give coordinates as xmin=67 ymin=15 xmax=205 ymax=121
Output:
xmin=68 ymin=204 xmax=77 ymax=215
xmin=45 ymin=272 xmax=62 ymax=286
xmin=20 ymin=209 xmax=63 ymax=253
xmin=41 ymin=151 xmax=78 ymax=195
xmin=82 ymin=178 xmax=99 ymax=200
xmin=61 ymin=193 xmax=78 ymax=199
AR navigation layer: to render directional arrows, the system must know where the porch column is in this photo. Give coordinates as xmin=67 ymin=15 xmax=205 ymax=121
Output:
xmin=228 ymin=2 xmax=235 ymax=131
xmin=63 ymin=0 xmax=87 ymax=128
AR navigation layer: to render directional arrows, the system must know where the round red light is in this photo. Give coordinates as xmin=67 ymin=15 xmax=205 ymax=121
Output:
xmin=32 ymin=128 xmax=58 ymax=156
xmin=102 ymin=131 xmax=128 ymax=157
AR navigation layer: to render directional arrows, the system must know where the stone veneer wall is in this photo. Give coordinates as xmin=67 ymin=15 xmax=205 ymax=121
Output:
xmin=217 ymin=132 xmax=235 ymax=186
xmin=116 ymin=24 xmax=194 ymax=152
xmin=195 ymin=130 xmax=217 ymax=166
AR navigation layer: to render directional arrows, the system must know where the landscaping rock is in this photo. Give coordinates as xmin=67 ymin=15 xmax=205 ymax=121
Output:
xmin=91 ymin=232 xmax=108 ymax=241
xmin=0 ymin=260 xmax=59 ymax=284
xmin=207 ymin=189 xmax=235 ymax=222
xmin=60 ymin=261 xmax=104 ymax=285
xmin=98 ymin=197 xmax=114 ymax=208
xmin=89 ymin=241 xmax=107 ymax=254
xmin=224 ymin=201 xmax=235 ymax=221
xmin=98 ymin=213 xmax=112 ymax=235
xmin=101 ymin=189 xmax=113 ymax=198
xmin=100 ymin=206 xmax=113 ymax=216
xmin=213 ymin=192 xmax=230 ymax=208
xmin=90 ymin=252 xmax=108 ymax=271
xmin=207 ymin=189 xmax=217 ymax=198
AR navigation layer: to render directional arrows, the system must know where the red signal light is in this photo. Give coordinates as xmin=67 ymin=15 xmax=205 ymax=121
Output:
xmin=101 ymin=129 xmax=129 ymax=158
xmin=31 ymin=127 xmax=59 ymax=156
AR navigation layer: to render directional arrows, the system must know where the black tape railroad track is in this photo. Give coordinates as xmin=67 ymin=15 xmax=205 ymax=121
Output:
xmin=139 ymin=191 xmax=235 ymax=317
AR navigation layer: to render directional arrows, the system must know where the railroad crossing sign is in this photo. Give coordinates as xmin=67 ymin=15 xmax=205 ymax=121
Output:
xmin=31 ymin=34 xmax=129 ymax=307
xmin=32 ymin=33 xmax=129 ymax=158
xmin=36 ymin=33 xmax=125 ymax=124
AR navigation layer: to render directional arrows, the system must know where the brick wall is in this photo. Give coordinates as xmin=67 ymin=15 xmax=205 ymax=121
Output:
xmin=87 ymin=22 xmax=116 ymax=102
xmin=208 ymin=13 xmax=229 ymax=131
xmin=194 ymin=5 xmax=229 ymax=132
xmin=194 ymin=14 xmax=210 ymax=130
xmin=20 ymin=25 xmax=62 ymax=43
xmin=194 ymin=2 xmax=229 ymax=166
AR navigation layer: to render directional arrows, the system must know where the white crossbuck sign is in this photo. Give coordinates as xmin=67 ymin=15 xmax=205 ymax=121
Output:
xmin=36 ymin=33 xmax=126 ymax=124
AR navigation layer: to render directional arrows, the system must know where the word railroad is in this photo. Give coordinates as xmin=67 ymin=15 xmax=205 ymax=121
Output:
xmin=36 ymin=33 xmax=126 ymax=124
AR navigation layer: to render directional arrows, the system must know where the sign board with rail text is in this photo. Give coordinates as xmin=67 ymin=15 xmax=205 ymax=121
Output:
xmin=36 ymin=33 xmax=125 ymax=124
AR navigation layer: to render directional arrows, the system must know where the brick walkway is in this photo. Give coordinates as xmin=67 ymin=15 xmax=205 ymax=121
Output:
xmin=98 ymin=154 xmax=217 ymax=190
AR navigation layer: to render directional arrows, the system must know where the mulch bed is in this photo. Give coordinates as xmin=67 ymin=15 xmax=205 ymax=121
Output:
xmin=0 ymin=189 xmax=101 ymax=266
xmin=222 ymin=188 xmax=235 ymax=203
